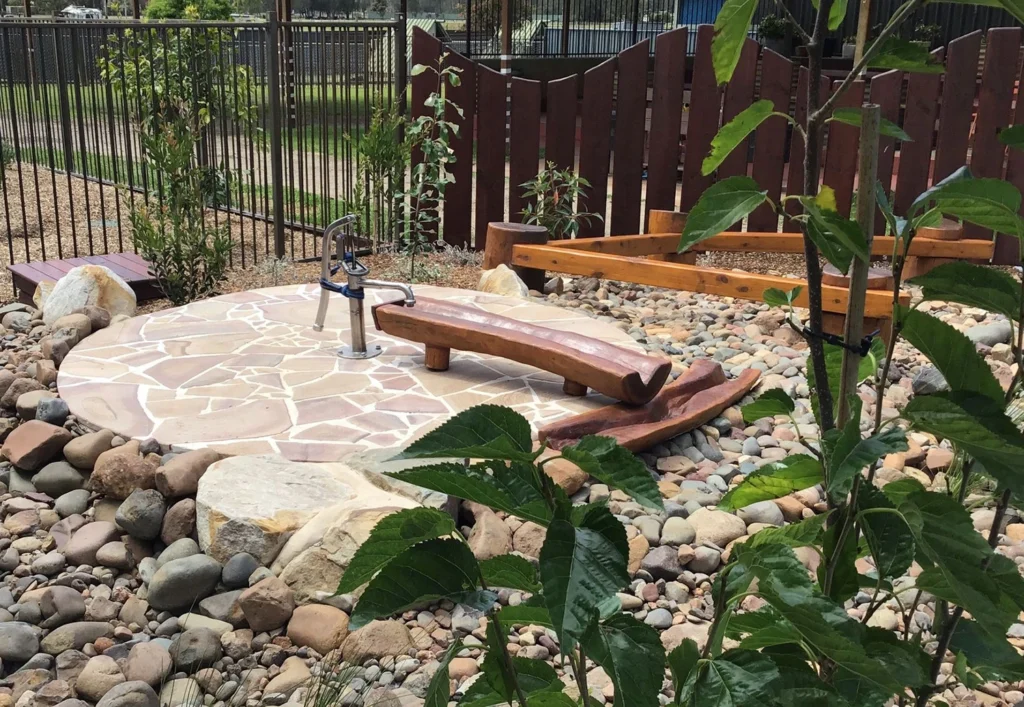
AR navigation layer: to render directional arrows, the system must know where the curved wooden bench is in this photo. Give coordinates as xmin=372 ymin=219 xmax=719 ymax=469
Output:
xmin=372 ymin=297 xmax=671 ymax=406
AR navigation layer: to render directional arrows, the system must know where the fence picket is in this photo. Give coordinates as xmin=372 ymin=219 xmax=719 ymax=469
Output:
xmin=609 ymin=39 xmax=649 ymax=236
xmin=545 ymin=75 xmax=578 ymax=172
xmin=443 ymin=50 xmax=475 ymax=248
xmin=933 ymin=31 xmax=982 ymax=183
xmin=784 ymin=69 xmax=831 ymax=231
xmin=509 ymin=78 xmax=543 ymax=226
xmin=577 ymin=56 xmax=616 ymax=237
xmin=868 ymin=69 xmax=902 ymax=233
xmin=475 ymin=64 xmax=507 ymax=250
xmin=748 ymin=49 xmax=794 ymax=232
xmin=893 ymin=50 xmax=943 ymax=218
xmin=718 ymin=38 xmax=759 ymax=180
xmin=644 ymin=27 xmax=686 ymax=229
xmin=822 ymin=79 xmax=864 ymax=219
xmin=680 ymin=24 xmax=721 ymax=212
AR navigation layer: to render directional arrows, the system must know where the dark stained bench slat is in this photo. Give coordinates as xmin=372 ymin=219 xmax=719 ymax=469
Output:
xmin=7 ymin=253 xmax=160 ymax=306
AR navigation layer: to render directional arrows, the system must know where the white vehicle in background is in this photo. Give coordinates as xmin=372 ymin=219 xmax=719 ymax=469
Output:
xmin=58 ymin=5 xmax=102 ymax=18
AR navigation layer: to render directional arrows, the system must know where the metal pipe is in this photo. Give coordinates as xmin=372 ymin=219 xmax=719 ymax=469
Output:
xmin=361 ymin=279 xmax=416 ymax=305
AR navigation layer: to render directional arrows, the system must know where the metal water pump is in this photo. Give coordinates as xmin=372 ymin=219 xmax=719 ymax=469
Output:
xmin=312 ymin=215 xmax=416 ymax=359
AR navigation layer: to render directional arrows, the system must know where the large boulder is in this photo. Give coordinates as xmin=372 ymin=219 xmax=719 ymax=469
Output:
xmin=197 ymin=454 xmax=413 ymax=566
xmin=42 ymin=265 xmax=136 ymax=325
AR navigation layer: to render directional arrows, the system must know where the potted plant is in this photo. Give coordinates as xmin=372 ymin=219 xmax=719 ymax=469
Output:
xmin=757 ymin=14 xmax=790 ymax=54
xmin=913 ymin=22 xmax=942 ymax=48
xmin=841 ymin=34 xmax=857 ymax=57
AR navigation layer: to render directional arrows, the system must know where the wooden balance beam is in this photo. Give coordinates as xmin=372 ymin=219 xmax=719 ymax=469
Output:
xmin=372 ymin=297 xmax=672 ymax=406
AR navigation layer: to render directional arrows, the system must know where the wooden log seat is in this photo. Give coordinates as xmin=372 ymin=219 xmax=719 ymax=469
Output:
xmin=539 ymin=359 xmax=761 ymax=452
xmin=371 ymin=297 xmax=672 ymax=406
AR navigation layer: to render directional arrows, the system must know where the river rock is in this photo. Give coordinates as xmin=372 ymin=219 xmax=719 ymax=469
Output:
xmin=91 ymin=442 xmax=158 ymax=500
xmin=2 ymin=421 xmax=73 ymax=471
xmin=64 ymin=521 xmax=121 ymax=565
xmin=63 ymin=430 xmax=114 ymax=470
xmin=286 ymin=604 xmax=350 ymax=654
xmin=687 ymin=508 xmax=747 ymax=547
xmin=154 ymin=449 xmax=221 ymax=499
xmin=0 ymin=622 xmax=39 ymax=661
xmin=169 ymin=627 xmax=222 ymax=671
xmin=115 ymin=489 xmax=166 ymax=540
xmin=40 ymin=621 xmax=113 ymax=654
xmin=237 ymin=576 xmax=294 ymax=632
xmin=76 ymin=655 xmax=125 ymax=702
xmin=147 ymin=555 xmax=222 ymax=611
xmin=478 ymin=265 xmax=529 ymax=298
xmin=33 ymin=462 xmax=87 ymax=497
xmin=341 ymin=620 xmax=415 ymax=663
xmin=221 ymin=553 xmax=259 ymax=589
xmin=160 ymin=499 xmax=196 ymax=545
xmin=96 ymin=681 xmax=160 ymax=707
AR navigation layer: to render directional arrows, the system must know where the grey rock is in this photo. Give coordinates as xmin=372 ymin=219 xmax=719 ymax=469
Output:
xmin=687 ymin=546 xmax=722 ymax=573
xmin=31 ymin=551 xmax=66 ymax=576
xmin=36 ymin=397 xmax=70 ymax=426
xmin=912 ymin=366 xmax=949 ymax=395
xmin=96 ymin=681 xmax=159 ymax=707
xmin=644 ymin=608 xmax=673 ymax=629
xmin=221 ymin=553 xmax=260 ymax=590
xmin=0 ymin=622 xmax=39 ymax=661
xmin=146 ymin=555 xmax=222 ymax=611
xmin=197 ymin=591 xmax=244 ymax=628
xmin=633 ymin=517 xmax=661 ymax=545
xmin=54 ymin=489 xmax=90 ymax=518
xmin=155 ymin=538 xmax=200 ymax=568
xmin=737 ymin=501 xmax=784 ymax=527
xmin=41 ymin=621 xmax=113 ymax=654
xmin=40 ymin=586 xmax=86 ymax=629
xmin=966 ymin=320 xmax=1012 ymax=346
xmin=640 ymin=545 xmax=683 ymax=581
xmin=741 ymin=438 xmax=761 ymax=456
xmin=115 ymin=489 xmax=166 ymax=541
xmin=169 ymin=627 xmax=222 ymax=671
xmin=33 ymin=462 xmax=86 ymax=497
xmin=660 ymin=517 xmax=695 ymax=546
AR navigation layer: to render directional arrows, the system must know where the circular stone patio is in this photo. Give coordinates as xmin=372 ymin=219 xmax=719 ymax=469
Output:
xmin=56 ymin=284 xmax=646 ymax=462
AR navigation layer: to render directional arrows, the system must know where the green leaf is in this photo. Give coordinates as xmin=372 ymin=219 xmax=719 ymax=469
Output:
xmin=824 ymin=396 xmax=908 ymax=502
xmin=806 ymin=217 xmax=854 ymax=274
xmin=827 ymin=0 xmax=848 ymax=29
xmin=582 ymin=614 xmax=666 ymax=707
xmin=800 ymin=193 xmax=871 ymax=269
xmin=480 ymin=554 xmax=540 ymax=592
xmin=539 ymin=516 xmax=630 ymax=649
xmin=690 ymin=650 xmax=781 ymax=707
xmin=424 ymin=640 xmax=461 ymax=707
xmin=496 ymin=600 xmax=553 ymax=629
xmin=703 ymin=100 xmax=776 ymax=176
xmin=462 ymin=656 xmax=562 ymax=707
xmin=818 ymin=513 xmax=860 ymax=602
xmin=884 ymin=479 xmax=1024 ymax=641
xmin=711 ymin=0 xmax=759 ymax=84
xmin=741 ymin=389 xmax=796 ymax=423
xmin=337 ymin=508 xmax=456 ymax=594
xmin=1000 ymin=124 xmax=1024 ymax=150
xmin=679 ymin=177 xmax=768 ymax=252
xmin=910 ymin=166 xmax=1024 ymax=237
xmin=727 ymin=608 xmax=804 ymax=649
xmin=386 ymin=460 xmax=552 ymax=526
xmin=856 ymin=487 xmax=914 ymax=580
xmin=719 ymin=455 xmax=824 ymax=510
xmin=876 ymin=180 xmax=903 ymax=238
xmin=392 ymin=404 xmax=537 ymax=462
xmin=829 ymin=107 xmax=912 ymax=142
xmin=411 ymin=63 xmax=429 ymax=76
xmin=950 ymin=619 xmax=1024 ymax=681
xmin=667 ymin=639 xmax=701 ymax=696
xmin=560 ymin=436 xmax=663 ymax=511
xmin=763 ymin=286 xmax=803 ymax=308
xmin=730 ymin=543 xmax=903 ymax=694
xmin=349 ymin=538 xmax=490 ymax=630
xmin=909 ymin=261 xmax=1022 ymax=322
xmin=902 ymin=392 xmax=1024 ymax=497
xmin=746 ymin=513 xmax=829 ymax=550
xmin=869 ymin=37 xmax=944 ymax=73
xmin=898 ymin=307 xmax=1004 ymax=402
xmin=807 ymin=338 xmax=884 ymax=424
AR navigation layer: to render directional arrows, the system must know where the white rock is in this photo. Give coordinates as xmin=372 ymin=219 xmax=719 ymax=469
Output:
xmin=197 ymin=454 xmax=392 ymax=565
xmin=42 ymin=265 xmax=136 ymax=325
xmin=478 ymin=265 xmax=528 ymax=298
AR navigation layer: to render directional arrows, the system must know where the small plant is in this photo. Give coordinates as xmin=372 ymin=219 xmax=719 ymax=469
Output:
xmin=913 ymin=22 xmax=942 ymax=44
xmin=401 ymin=53 xmax=462 ymax=282
xmin=520 ymin=162 xmax=601 ymax=240
xmin=757 ymin=14 xmax=789 ymax=40
xmin=255 ymin=255 xmax=292 ymax=287
xmin=352 ymin=105 xmax=407 ymax=251
xmin=129 ymin=115 xmax=232 ymax=306
xmin=0 ymin=142 xmax=13 ymax=184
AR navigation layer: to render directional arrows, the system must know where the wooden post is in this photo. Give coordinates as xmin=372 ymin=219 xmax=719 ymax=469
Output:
xmin=647 ymin=210 xmax=696 ymax=265
xmin=425 ymin=346 xmax=451 ymax=371
xmin=483 ymin=222 xmax=548 ymax=291
xmin=902 ymin=218 xmax=964 ymax=279
xmin=500 ymin=0 xmax=511 ymax=74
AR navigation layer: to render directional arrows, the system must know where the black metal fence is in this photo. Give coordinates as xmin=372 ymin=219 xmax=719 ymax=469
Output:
xmin=0 ymin=16 xmax=401 ymax=274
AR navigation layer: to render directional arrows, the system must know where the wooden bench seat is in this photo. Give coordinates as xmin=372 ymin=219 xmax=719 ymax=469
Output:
xmin=372 ymin=297 xmax=672 ymax=406
xmin=8 ymin=253 xmax=160 ymax=306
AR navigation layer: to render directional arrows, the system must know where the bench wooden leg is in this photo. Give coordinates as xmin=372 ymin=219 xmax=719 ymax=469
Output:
xmin=425 ymin=346 xmax=451 ymax=371
xmin=563 ymin=380 xmax=588 ymax=397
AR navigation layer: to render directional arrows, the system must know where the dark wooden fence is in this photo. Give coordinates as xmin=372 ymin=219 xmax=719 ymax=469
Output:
xmin=412 ymin=25 xmax=1024 ymax=265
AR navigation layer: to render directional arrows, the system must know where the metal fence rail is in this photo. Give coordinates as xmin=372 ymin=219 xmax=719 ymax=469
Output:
xmin=0 ymin=17 xmax=400 ymax=276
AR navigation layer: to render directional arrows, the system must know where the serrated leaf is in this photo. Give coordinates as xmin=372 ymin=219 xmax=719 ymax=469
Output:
xmin=496 ymin=600 xmax=553 ymax=629
xmin=690 ymin=649 xmax=781 ymax=707
xmin=727 ymin=608 xmax=804 ymax=649
xmin=902 ymin=392 xmax=1024 ymax=496
xmin=393 ymin=404 xmax=536 ymax=462
xmin=741 ymin=389 xmax=796 ymax=423
xmin=824 ymin=397 xmax=908 ymax=502
xmin=719 ymin=455 xmax=823 ymax=510
xmin=828 ymin=0 xmax=848 ymax=29
xmin=899 ymin=307 xmax=1003 ymax=402
xmin=869 ymin=37 xmax=944 ymax=73
xmin=806 ymin=217 xmax=854 ymax=274
xmin=950 ymin=619 xmax=1024 ymax=681
xmin=830 ymin=107 xmax=912 ymax=142
xmin=884 ymin=479 xmax=1024 ymax=641
xmin=711 ymin=0 xmax=759 ymax=84
xmin=909 ymin=261 xmax=1022 ymax=322
xmin=703 ymin=100 xmax=776 ymax=176
xmin=349 ymin=538 xmax=489 ymax=629
xmin=462 ymin=655 xmax=562 ymax=707
xmin=560 ymin=436 xmax=663 ymax=510
xmin=480 ymin=554 xmax=540 ymax=592
xmin=667 ymin=639 xmax=701 ymax=696
xmin=763 ymin=286 xmax=803 ymax=308
xmin=582 ymin=614 xmax=665 ymax=707
xmin=746 ymin=513 xmax=829 ymax=550
xmin=386 ymin=460 xmax=552 ymax=526
xmin=800 ymin=194 xmax=871 ymax=269
xmin=910 ymin=166 xmax=1024 ymax=237
xmin=539 ymin=516 xmax=629 ymax=650
xmin=856 ymin=486 xmax=914 ymax=580
xmin=808 ymin=338 xmax=885 ymax=423
xmin=337 ymin=508 xmax=456 ymax=594
xmin=1000 ymin=124 xmax=1024 ymax=150
xmin=876 ymin=180 xmax=902 ymax=238
xmin=819 ymin=513 xmax=860 ymax=602
xmin=679 ymin=177 xmax=768 ymax=252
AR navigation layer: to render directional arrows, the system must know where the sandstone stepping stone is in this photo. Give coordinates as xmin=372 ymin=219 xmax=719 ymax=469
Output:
xmin=147 ymin=555 xmax=222 ymax=612
xmin=63 ymin=429 xmax=115 ymax=470
xmin=201 ymin=454 xmax=415 ymax=566
xmin=2 ymin=421 xmax=73 ymax=471
xmin=64 ymin=521 xmax=121 ymax=565
xmin=286 ymin=604 xmax=350 ymax=655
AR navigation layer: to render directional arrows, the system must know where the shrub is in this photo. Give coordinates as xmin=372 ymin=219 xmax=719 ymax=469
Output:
xmin=520 ymin=162 xmax=601 ymax=240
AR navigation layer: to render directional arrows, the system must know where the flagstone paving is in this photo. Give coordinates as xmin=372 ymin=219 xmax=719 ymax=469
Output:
xmin=57 ymin=284 xmax=647 ymax=461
